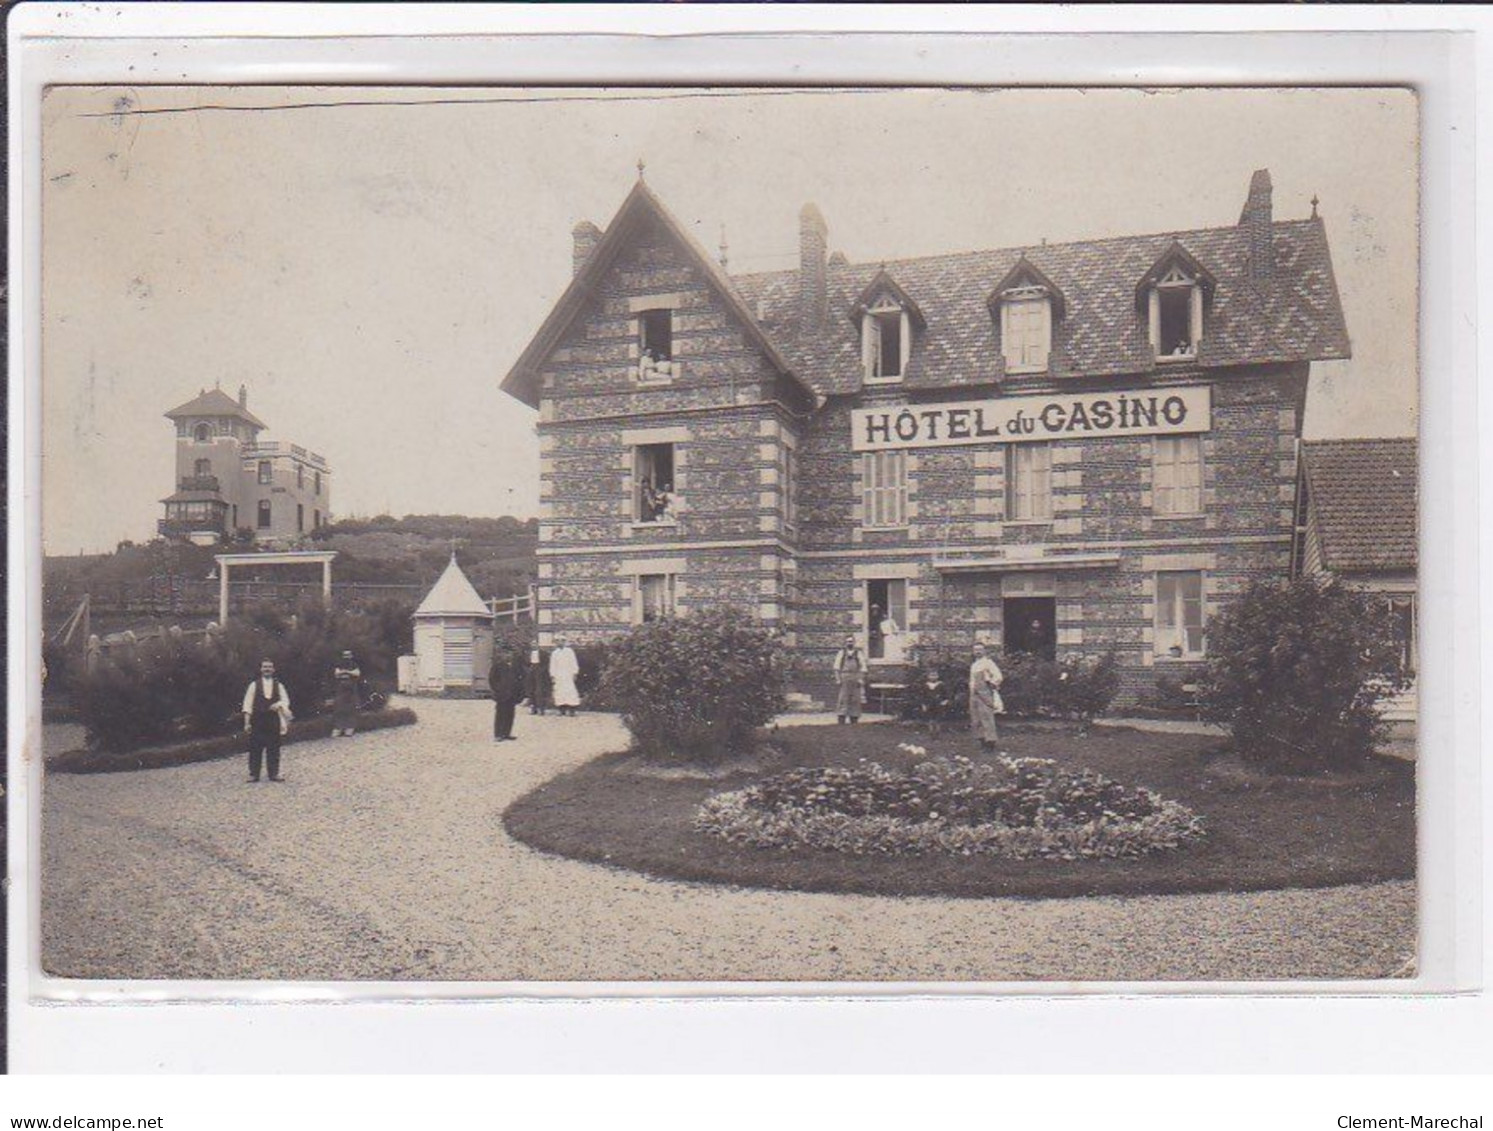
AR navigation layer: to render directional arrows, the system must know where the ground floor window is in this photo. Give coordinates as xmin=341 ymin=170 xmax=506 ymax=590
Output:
xmin=1000 ymin=573 xmax=1056 ymax=659
xmin=297 ymin=503 xmax=305 ymax=533
xmin=257 ymin=499 xmax=272 ymax=529
xmin=635 ymin=443 xmax=677 ymax=523
xmin=1155 ymin=570 xmax=1205 ymax=657
xmin=636 ymin=573 xmax=677 ymax=624
xmin=1387 ymin=594 xmax=1416 ymax=676
xmin=865 ymin=578 xmax=908 ymax=661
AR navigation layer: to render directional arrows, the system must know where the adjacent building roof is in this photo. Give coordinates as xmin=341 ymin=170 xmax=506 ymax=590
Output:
xmin=1301 ymin=438 xmax=1417 ymax=574
xmin=414 ymin=555 xmax=493 ymax=619
xmin=164 ymin=387 xmax=268 ymax=430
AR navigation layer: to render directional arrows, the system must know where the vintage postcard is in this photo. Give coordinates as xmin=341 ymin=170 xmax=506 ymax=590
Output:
xmin=37 ymin=84 xmax=1419 ymax=984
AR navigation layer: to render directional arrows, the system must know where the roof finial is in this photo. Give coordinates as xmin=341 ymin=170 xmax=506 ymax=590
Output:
xmin=636 ymin=157 xmax=646 ymax=181
xmin=718 ymin=222 xmax=729 ymax=269
xmin=1310 ymin=193 xmax=1320 ymax=219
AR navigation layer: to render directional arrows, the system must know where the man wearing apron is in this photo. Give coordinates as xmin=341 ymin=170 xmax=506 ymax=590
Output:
xmin=241 ymin=658 xmax=292 ymax=782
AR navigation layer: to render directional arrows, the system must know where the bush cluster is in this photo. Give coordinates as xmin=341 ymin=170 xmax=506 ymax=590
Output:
xmin=75 ymin=597 xmax=413 ymax=753
xmin=1200 ymin=576 xmax=1410 ymax=774
xmin=597 ymin=607 xmax=785 ymax=762
xmin=696 ymin=752 xmax=1204 ymax=859
xmin=900 ymin=649 xmax=1122 ymax=724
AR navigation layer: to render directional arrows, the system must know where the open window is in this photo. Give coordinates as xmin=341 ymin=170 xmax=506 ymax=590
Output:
xmin=1155 ymin=570 xmax=1205 ymax=658
xmin=636 ymin=573 xmax=678 ymax=624
xmin=853 ymin=272 xmax=922 ymax=385
xmin=637 ymin=307 xmax=677 ymax=383
xmin=634 ymin=442 xmax=678 ymax=523
xmin=1139 ymin=245 xmax=1213 ymax=362
xmin=865 ymin=578 xmax=909 ymax=662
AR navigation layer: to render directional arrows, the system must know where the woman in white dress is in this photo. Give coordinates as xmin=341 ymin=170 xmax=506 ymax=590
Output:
xmin=548 ymin=637 xmax=582 ymax=717
xmin=879 ymin=615 xmax=906 ymax=664
xmin=968 ymin=641 xmax=1005 ymax=751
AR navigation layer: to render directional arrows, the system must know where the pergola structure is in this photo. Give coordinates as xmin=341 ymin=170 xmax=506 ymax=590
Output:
xmin=213 ymin=550 xmax=338 ymax=625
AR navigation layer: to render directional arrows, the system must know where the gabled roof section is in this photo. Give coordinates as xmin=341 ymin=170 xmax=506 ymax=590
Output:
xmin=414 ymin=555 xmax=493 ymax=619
xmin=988 ymin=257 xmax=1067 ymax=320
xmin=1301 ymin=438 xmax=1417 ymax=574
xmin=164 ymin=387 xmax=268 ymax=430
xmin=1133 ymin=241 xmax=1218 ymax=309
xmin=849 ymin=269 xmax=926 ymax=329
xmin=499 ymin=180 xmax=812 ymax=409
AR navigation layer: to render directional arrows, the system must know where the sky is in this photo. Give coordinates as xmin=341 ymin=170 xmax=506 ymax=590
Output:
xmin=41 ymin=86 xmax=1418 ymax=554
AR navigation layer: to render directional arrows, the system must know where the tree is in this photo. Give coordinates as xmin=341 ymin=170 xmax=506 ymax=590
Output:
xmin=1200 ymin=575 xmax=1409 ymax=774
xmin=598 ymin=607 xmax=786 ymax=763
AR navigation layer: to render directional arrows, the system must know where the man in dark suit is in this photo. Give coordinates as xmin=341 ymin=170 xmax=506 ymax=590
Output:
xmin=489 ymin=646 xmax=525 ymax=742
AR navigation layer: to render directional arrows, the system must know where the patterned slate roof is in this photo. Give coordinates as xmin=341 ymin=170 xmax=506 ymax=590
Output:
xmin=1301 ymin=438 xmax=1417 ymax=573
xmin=731 ymin=216 xmax=1351 ymax=396
xmin=164 ymin=387 xmax=268 ymax=430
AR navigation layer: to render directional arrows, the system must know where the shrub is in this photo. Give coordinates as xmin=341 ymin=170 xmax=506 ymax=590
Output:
xmin=75 ymin=597 xmax=413 ymax=753
xmin=597 ymin=607 xmax=785 ymax=762
xmin=1200 ymin=575 xmax=1410 ymax=774
xmin=696 ymin=752 xmax=1204 ymax=859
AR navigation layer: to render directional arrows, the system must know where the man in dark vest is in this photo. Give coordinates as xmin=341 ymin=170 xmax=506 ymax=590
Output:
xmin=241 ymin=657 xmax=292 ymax=782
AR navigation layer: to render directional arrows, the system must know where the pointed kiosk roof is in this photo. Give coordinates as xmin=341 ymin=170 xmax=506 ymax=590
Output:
xmin=164 ymin=387 xmax=268 ymax=430
xmin=414 ymin=555 xmax=493 ymax=619
xmin=499 ymin=178 xmax=816 ymax=410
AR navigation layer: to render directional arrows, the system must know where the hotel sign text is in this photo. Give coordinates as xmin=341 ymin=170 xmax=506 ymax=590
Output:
xmin=851 ymin=387 xmax=1212 ymax=452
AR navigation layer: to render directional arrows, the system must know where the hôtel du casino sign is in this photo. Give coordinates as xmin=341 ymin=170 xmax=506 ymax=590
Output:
xmin=851 ymin=387 xmax=1211 ymax=452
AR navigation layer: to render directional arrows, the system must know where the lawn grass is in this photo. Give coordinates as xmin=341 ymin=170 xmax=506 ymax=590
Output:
xmin=502 ymin=721 xmax=1415 ymax=899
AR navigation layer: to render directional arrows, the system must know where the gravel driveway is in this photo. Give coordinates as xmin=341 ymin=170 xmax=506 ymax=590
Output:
xmin=41 ymin=698 xmax=1415 ymax=983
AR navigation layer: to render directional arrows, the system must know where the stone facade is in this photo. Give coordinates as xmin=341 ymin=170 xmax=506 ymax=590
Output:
xmin=504 ymin=173 xmax=1350 ymax=707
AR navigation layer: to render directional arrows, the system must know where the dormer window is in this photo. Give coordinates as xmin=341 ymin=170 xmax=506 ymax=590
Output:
xmin=999 ymin=285 xmax=1052 ymax=374
xmin=1138 ymin=245 xmax=1214 ymax=364
xmin=853 ymin=271 xmax=922 ymax=386
xmin=1151 ymin=265 xmax=1201 ymax=360
xmin=864 ymin=303 xmax=907 ymax=381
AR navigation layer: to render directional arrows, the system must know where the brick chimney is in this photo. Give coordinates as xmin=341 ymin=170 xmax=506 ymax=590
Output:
xmin=799 ymin=203 xmax=828 ymax=330
xmin=238 ymin=383 xmax=248 ymax=409
xmin=1239 ymin=168 xmax=1274 ymax=283
xmin=572 ymin=220 xmax=603 ymax=276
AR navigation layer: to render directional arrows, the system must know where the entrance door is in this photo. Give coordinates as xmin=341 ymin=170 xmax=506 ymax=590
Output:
xmin=1003 ymin=596 xmax=1056 ymax=660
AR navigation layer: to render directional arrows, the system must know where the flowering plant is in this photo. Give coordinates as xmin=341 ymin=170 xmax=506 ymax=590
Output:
xmin=695 ymin=753 xmax=1204 ymax=860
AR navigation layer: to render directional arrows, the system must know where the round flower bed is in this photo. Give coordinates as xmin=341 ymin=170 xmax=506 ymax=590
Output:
xmin=694 ymin=750 xmax=1205 ymax=860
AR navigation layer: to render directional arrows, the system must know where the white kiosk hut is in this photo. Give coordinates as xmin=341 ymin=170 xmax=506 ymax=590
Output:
xmin=409 ymin=554 xmax=495 ymax=696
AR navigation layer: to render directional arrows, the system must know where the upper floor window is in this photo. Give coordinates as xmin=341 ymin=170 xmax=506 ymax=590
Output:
xmin=999 ymin=286 xmax=1052 ymax=373
xmin=1149 ymin=264 xmax=1203 ymax=360
xmin=314 ymin=471 xmax=322 ymax=496
xmin=781 ymin=444 xmax=798 ymax=531
xmin=1007 ymin=442 xmax=1053 ymax=521
xmin=297 ymin=463 xmax=305 ymax=490
xmin=194 ymin=458 xmax=212 ymax=477
xmin=257 ymin=460 xmax=273 ymax=485
xmin=862 ymin=302 xmax=908 ymax=382
xmin=862 ymin=451 xmax=908 ymax=529
xmin=637 ymin=308 xmax=677 ymax=383
xmin=634 ymin=442 xmax=677 ymax=523
xmin=1154 ymin=436 xmax=1203 ymax=515
xmin=193 ymin=422 xmax=212 ymax=442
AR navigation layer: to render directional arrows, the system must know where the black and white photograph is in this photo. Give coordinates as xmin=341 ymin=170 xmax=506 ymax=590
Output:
xmin=35 ymin=83 xmax=1421 ymax=985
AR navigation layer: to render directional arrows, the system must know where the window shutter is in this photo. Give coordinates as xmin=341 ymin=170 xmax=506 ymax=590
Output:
xmin=900 ymin=310 xmax=912 ymax=374
xmin=1033 ymin=300 xmax=1051 ymax=369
